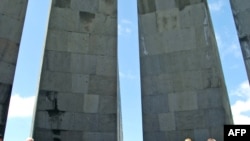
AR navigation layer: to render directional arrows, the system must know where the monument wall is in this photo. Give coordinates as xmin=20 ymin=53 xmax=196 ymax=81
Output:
xmin=32 ymin=0 xmax=121 ymax=141
xmin=0 ymin=0 xmax=238 ymax=140
xmin=137 ymin=0 xmax=234 ymax=140
xmin=0 ymin=0 xmax=28 ymax=135
xmin=230 ymin=0 xmax=250 ymax=84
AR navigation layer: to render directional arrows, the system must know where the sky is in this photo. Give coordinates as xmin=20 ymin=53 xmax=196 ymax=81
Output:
xmin=3 ymin=0 xmax=250 ymax=141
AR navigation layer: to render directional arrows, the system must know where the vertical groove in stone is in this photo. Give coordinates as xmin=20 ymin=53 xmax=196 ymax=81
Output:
xmin=230 ymin=0 xmax=250 ymax=84
xmin=0 ymin=0 xmax=28 ymax=135
xmin=138 ymin=0 xmax=233 ymax=140
xmin=33 ymin=0 xmax=121 ymax=141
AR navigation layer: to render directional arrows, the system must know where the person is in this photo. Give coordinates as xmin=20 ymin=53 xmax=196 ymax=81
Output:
xmin=0 ymin=134 xmax=3 ymax=141
xmin=185 ymin=137 xmax=192 ymax=141
xmin=26 ymin=137 xmax=34 ymax=141
xmin=207 ymin=138 xmax=216 ymax=141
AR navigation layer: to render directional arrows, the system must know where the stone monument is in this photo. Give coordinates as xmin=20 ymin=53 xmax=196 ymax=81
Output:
xmin=0 ymin=0 xmax=236 ymax=141
xmin=137 ymin=0 xmax=234 ymax=140
xmin=0 ymin=0 xmax=28 ymax=135
xmin=230 ymin=0 xmax=250 ymax=84
xmin=31 ymin=0 xmax=122 ymax=141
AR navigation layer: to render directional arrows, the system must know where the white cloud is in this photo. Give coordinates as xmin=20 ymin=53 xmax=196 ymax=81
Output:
xmin=231 ymin=80 xmax=250 ymax=98
xmin=230 ymin=80 xmax=250 ymax=124
xmin=118 ymin=19 xmax=133 ymax=35
xmin=215 ymin=33 xmax=223 ymax=49
xmin=228 ymin=64 xmax=241 ymax=70
xmin=224 ymin=43 xmax=242 ymax=58
xmin=216 ymin=33 xmax=242 ymax=60
xmin=8 ymin=94 xmax=36 ymax=118
xmin=121 ymin=19 xmax=133 ymax=25
xmin=119 ymin=71 xmax=137 ymax=80
xmin=208 ymin=0 xmax=224 ymax=12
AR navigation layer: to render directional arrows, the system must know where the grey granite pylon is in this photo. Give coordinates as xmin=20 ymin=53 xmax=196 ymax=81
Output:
xmin=230 ymin=0 xmax=250 ymax=84
xmin=137 ymin=0 xmax=234 ymax=141
xmin=32 ymin=0 xmax=121 ymax=141
xmin=0 ymin=0 xmax=28 ymax=135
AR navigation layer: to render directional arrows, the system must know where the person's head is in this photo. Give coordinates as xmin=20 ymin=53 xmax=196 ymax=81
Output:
xmin=0 ymin=134 xmax=3 ymax=141
xmin=26 ymin=137 xmax=34 ymax=141
xmin=185 ymin=137 xmax=192 ymax=141
xmin=207 ymin=138 xmax=216 ymax=141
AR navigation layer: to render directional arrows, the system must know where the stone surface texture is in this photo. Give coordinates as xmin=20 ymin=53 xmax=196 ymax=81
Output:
xmin=32 ymin=0 xmax=122 ymax=141
xmin=138 ymin=0 xmax=234 ymax=141
xmin=0 ymin=0 xmax=28 ymax=135
xmin=230 ymin=0 xmax=250 ymax=84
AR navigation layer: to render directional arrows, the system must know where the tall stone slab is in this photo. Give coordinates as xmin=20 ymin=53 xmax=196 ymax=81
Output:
xmin=230 ymin=0 xmax=250 ymax=84
xmin=32 ymin=0 xmax=121 ymax=141
xmin=0 ymin=0 xmax=28 ymax=135
xmin=138 ymin=0 xmax=234 ymax=141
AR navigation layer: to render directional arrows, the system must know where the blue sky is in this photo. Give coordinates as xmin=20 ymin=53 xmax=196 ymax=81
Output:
xmin=3 ymin=0 xmax=250 ymax=141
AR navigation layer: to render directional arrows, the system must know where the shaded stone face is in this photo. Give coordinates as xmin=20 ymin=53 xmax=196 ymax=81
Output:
xmin=79 ymin=11 xmax=95 ymax=31
xmin=230 ymin=0 xmax=250 ymax=82
xmin=0 ymin=0 xmax=237 ymax=140
xmin=55 ymin=0 xmax=71 ymax=8
xmin=138 ymin=0 xmax=233 ymax=140
xmin=33 ymin=0 xmax=120 ymax=141
xmin=0 ymin=0 xmax=28 ymax=135
xmin=0 ymin=83 xmax=12 ymax=133
xmin=138 ymin=0 xmax=156 ymax=14
xmin=176 ymin=0 xmax=190 ymax=10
